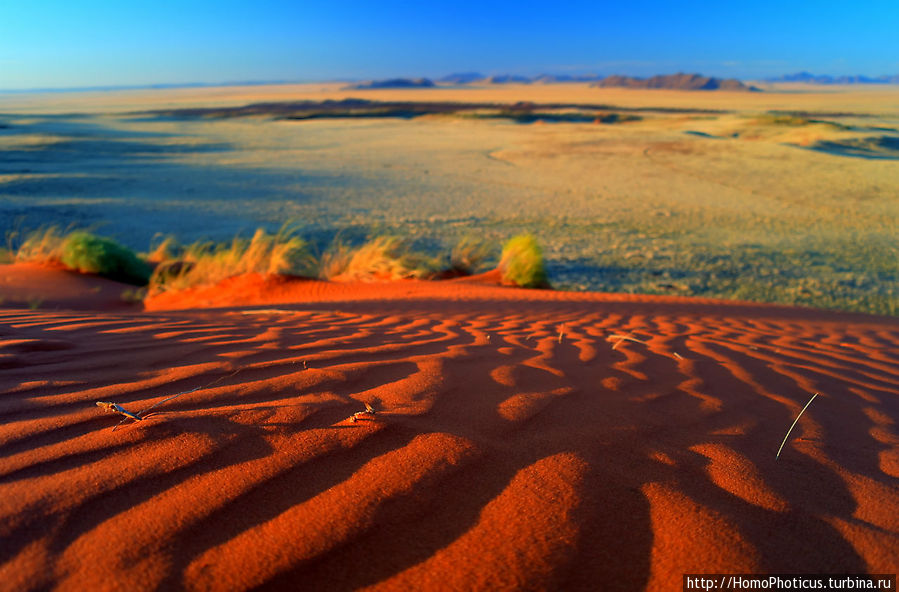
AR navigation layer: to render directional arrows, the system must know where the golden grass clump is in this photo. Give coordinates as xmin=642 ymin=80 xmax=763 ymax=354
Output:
xmin=449 ymin=235 xmax=495 ymax=276
xmin=150 ymin=225 xmax=315 ymax=293
xmin=323 ymin=236 xmax=438 ymax=281
xmin=13 ymin=227 xmax=68 ymax=264
xmin=144 ymin=236 xmax=177 ymax=264
xmin=316 ymin=239 xmax=353 ymax=280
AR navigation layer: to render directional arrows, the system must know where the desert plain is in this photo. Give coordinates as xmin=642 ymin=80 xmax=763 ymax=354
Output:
xmin=1 ymin=83 xmax=898 ymax=590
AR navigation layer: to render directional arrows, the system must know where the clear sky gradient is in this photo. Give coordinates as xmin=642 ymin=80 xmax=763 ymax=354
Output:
xmin=2 ymin=0 xmax=898 ymax=90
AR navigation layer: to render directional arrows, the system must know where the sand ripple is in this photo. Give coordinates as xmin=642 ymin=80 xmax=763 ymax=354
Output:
xmin=1 ymin=286 xmax=898 ymax=590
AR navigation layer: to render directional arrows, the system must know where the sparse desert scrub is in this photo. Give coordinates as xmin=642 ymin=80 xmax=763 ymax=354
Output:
xmin=149 ymin=225 xmax=316 ymax=293
xmin=132 ymin=229 xmax=546 ymax=294
xmin=14 ymin=228 xmax=152 ymax=285
xmin=500 ymin=234 xmax=550 ymax=288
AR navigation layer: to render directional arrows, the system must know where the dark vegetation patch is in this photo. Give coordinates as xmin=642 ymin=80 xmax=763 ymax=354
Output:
xmin=683 ymin=130 xmax=721 ymax=138
xmin=753 ymin=113 xmax=847 ymax=129
xmin=136 ymin=98 xmax=727 ymax=122
xmin=806 ymin=136 xmax=899 ymax=160
xmin=767 ymin=109 xmax=878 ymax=119
xmin=467 ymin=110 xmax=641 ymax=124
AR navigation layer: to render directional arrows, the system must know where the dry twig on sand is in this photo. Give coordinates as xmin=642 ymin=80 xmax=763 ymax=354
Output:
xmin=95 ymin=368 xmax=241 ymax=431
xmin=608 ymin=332 xmax=649 ymax=350
xmin=349 ymin=401 xmax=377 ymax=423
xmin=776 ymin=392 xmax=819 ymax=459
xmin=608 ymin=331 xmax=684 ymax=359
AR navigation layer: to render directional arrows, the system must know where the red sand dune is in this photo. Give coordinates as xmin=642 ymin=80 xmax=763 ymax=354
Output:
xmin=1 ymin=266 xmax=898 ymax=591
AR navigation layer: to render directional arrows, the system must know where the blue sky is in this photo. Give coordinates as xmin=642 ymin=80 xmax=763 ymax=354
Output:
xmin=2 ymin=0 xmax=898 ymax=90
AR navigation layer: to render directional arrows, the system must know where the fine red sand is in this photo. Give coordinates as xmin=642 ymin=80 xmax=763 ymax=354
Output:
xmin=1 ymin=265 xmax=898 ymax=591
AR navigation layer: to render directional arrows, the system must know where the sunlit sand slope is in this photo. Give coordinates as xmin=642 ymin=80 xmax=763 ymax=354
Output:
xmin=1 ymin=278 xmax=898 ymax=590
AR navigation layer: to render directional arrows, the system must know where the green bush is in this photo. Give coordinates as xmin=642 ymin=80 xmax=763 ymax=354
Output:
xmin=61 ymin=232 xmax=152 ymax=285
xmin=500 ymin=234 xmax=550 ymax=288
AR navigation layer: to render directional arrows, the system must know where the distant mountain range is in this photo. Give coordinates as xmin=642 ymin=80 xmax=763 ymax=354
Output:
xmin=437 ymin=72 xmax=485 ymax=84
xmin=437 ymin=72 xmax=753 ymax=90
xmin=593 ymin=73 xmax=757 ymax=91
xmin=532 ymin=74 xmax=604 ymax=83
xmin=439 ymin=72 xmax=603 ymax=85
xmin=766 ymin=72 xmax=899 ymax=84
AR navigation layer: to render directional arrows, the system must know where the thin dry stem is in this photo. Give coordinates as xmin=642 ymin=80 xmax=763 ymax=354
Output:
xmin=776 ymin=392 xmax=820 ymax=459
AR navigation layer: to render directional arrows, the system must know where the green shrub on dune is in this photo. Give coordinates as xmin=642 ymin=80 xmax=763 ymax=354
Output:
xmin=61 ymin=232 xmax=152 ymax=285
xmin=14 ymin=227 xmax=151 ymax=285
xmin=500 ymin=234 xmax=550 ymax=288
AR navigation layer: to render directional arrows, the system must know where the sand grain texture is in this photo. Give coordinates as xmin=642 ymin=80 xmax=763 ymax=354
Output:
xmin=1 ymin=268 xmax=898 ymax=591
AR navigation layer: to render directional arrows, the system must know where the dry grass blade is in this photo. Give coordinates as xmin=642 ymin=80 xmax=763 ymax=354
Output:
xmin=776 ymin=392 xmax=819 ymax=459
xmin=608 ymin=332 xmax=649 ymax=350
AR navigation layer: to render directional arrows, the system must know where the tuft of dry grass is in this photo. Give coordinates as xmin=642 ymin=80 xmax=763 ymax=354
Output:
xmin=317 ymin=239 xmax=355 ymax=280
xmin=448 ymin=235 xmax=496 ymax=276
xmin=324 ymin=236 xmax=438 ymax=281
xmin=149 ymin=224 xmax=316 ymax=293
xmin=13 ymin=227 xmax=69 ymax=265
xmin=144 ymin=236 xmax=178 ymax=264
